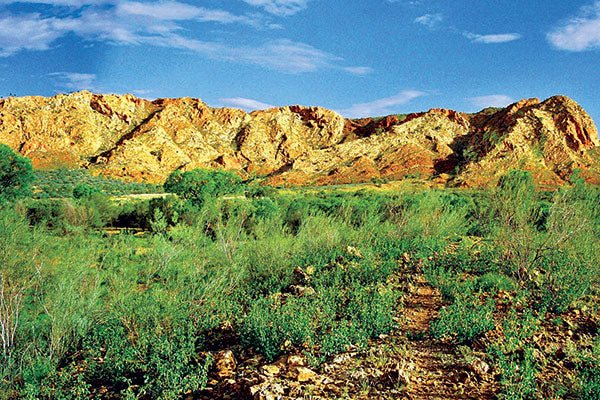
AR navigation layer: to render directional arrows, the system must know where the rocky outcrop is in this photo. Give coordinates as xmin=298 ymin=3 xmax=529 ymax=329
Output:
xmin=0 ymin=91 xmax=597 ymax=187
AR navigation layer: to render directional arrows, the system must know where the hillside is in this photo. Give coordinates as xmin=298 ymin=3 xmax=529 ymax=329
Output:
xmin=0 ymin=92 xmax=598 ymax=186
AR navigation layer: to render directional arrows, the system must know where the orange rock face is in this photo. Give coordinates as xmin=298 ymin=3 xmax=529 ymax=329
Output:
xmin=0 ymin=91 xmax=598 ymax=187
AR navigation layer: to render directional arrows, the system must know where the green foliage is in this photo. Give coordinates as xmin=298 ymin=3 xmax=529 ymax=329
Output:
xmin=488 ymin=310 xmax=542 ymax=399
xmin=72 ymin=183 xmax=101 ymax=199
xmin=22 ymin=194 xmax=116 ymax=232
xmin=241 ymin=282 xmax=397 ymax=362
xmin=430 ymin=295 xmax=495 ymax=343
xmin=149 ymin=207 xmax=169 ymax=234
xmin=164 ymin=169 xmax=243 ymax=206
xmin=533 ymin=250 xmax=594 ymax=313
xmin=1 ymin=172 xmax=598 ymax=398
xmin=496 ymin=169 xmax=535 ymax=229
xmin=33 ymin=169 xmax=162 ymax=198
xmin=0 ymin=144 xmax=34 ymax=201
xmin=475 ymin=272 xmax=518 ymax=295
xmin=495 ymin=346 xmax=539 ymax=400
xmin=241 ymin=296 xmax=317 ymax=362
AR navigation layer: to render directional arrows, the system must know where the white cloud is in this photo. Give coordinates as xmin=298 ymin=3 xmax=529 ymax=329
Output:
xmin=0 ymin=0 xmax=109 ymax=5
xmin=219 ymin=97 xmax=274 ymax=111
xmin=229 ymin=39 xmax=340 ymax=73
xmin=0 ymin=14 xmax=68 ymax=56
xmin=116 ymin=1 xmax=255 ymax=25
xmin=338 ymin=90 xmax=426 ymax=118
xmin=342 ymin=66 xmax=373 ymax=75
xmin=414 ymin=13 xmax=443 ymax=29
xmin=243 ymin=0 xmax=308 ymax=16
xmin=469 ymin=95 xmax=514 ymax=109
xmin=548 ymin=1 xmax=600 ymax=51
xmin=131 ymin=89 xmax=154 ymax=97
xmin=465 ymin=32 xmax=522 ymax=44
xmin=132 ymin=35 xmax=345 ymax=73
xmin=49 ymin=72 xmax=97 ymax=91
xmin=0 ymin=1 xmax=366 ymax=74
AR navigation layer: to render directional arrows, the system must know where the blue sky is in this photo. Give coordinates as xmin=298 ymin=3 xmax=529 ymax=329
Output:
xmin=0 ymin=0 xmax=599 ymax=123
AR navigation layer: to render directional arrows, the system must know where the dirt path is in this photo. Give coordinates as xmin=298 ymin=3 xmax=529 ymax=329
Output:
xmin=196 ymin=269 xmax=498 ymax=399
xmin=400 ymin=273 xmax=497 ymax=399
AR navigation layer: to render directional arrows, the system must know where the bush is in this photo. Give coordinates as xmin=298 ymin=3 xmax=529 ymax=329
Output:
xmin=33 ymin=169 xmax=162 ymax=198
xmin=164 ymin=169 xmax=243 ymax=206
xmin=488 ymin=310 xmax=542 ymax=399
xmin=533 ymin=251 xmax=594 ymax=313
xmin=430 ymin=295 xmax=495 ymax=343
xmin=241 ymin=296 xmax=317 ymax=362
xmin=73 ymin=183 xmax=101 ymax=199
xmin=23 ymin=194 xmax=116 ymax=231
xmin=0 ymin=144 xmax=34 ymax=201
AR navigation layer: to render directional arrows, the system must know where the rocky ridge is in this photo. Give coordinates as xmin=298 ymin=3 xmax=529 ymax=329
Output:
xmin=0 ymin=91 xmax=598 ymax=186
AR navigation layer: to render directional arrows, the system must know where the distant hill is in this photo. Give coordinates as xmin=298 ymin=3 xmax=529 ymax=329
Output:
xmin=0 ymin=91 xmax=598 ymax=187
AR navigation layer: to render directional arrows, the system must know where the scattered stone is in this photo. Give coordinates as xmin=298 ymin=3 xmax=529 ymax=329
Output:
xmin=346 ymin=246 xmax=363 ymax=258
xmin=250 ymin=381 xmax=285 ymax=400
xmin=287 ymin=355 xmax=305 ymax=367
xmin=292 ymin=267 xmax=311 ymax=285
xmin=332 ymin=353 xmax=353 ymax=364
xmin=215 ymin=350 xmax=236 ymax=379
xmin=402 ymin=252 xmax=411 ymax=263
xmin=469 ymin=359 xmax=490 ymax=377
xmin=262 ymin=365 xmax=281 ymax=377
xmin=290 ymin=285 xmax=316 ymax=297
xmin=296 ymin=367 xmax=317 ymax=383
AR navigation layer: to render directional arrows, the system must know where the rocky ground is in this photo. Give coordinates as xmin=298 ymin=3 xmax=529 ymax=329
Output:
xmin=194 ymin=263 xmax=500 ymax=400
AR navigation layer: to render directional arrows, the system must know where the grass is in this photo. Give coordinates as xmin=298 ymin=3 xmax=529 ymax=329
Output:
xmin=0 ymin=169 xmax=598 ymax=398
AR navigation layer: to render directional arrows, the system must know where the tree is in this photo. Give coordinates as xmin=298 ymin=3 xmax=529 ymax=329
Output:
xmin=164 ymin=169 xmax=243 ymax=206
xmin=73 ymin=183 xmax=101 ymax=199
xmin=0 ymin=144 xmax=34 ymax=201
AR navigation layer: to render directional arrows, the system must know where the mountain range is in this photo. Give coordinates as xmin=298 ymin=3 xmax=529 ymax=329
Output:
xmin=0 ymin=91 xmax=598 ymax=187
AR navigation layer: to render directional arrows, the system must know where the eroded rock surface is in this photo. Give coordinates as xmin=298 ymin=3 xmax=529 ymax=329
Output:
xmin=0 ymin=91 xmax=597 ymax=186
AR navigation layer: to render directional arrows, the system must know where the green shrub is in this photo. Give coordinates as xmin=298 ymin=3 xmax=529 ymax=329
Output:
xmin=72 ymin=183 xmax=101 ymax=199
xmin=487 ymin=309 xmax=542 ymax=399
xmin=0 ymin=144 xmax=34 ymax=201
xmin=346 ymin=285 xmax=398 ymax=337
xmin=495 ymin=346 xmax=539 ymax=400
xmin=576 ymin=366 xmax=600 ymax=400
xmin=241 ymin=296 xmax=317 ymax=362
xmin=33 ymin=169 xmax=162 ymax=198
xmin=321 ymin=321 xmax=368 ymax=357
xmin=533 ymin=251 xmax=594 ymax=313
xmin=476 ymin=272 xmax=518 ymax=295
xmin=430 ymin=295 xmax=495 ymax=343
xmin=164 ymin=169 xmax=243 ymax=206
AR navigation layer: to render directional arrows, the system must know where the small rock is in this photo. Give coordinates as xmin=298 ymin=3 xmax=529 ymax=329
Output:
xmin=332 ymin=353 xmax=352 ymax=364
xmin=215 ymin=350 xmax=236 ymax=379
xmin=292 ymin=267 xmax=310 ymax=285
xmin=249 ymin=381 xmax=284 ymax=400
xmin=290 ymin=285 xmax=316 ymax=297
xmin=287 ymin=355 xmax=305 ymax=367
xmin=402 ymin=252 xmax=411 ymax=263
xmin=296 ymin=367 xmax=317 ymax=383
xmin=346 ymin=246 xmax=363 ymax=258
xmin=469 ymin=359 xmax=490 ymax=377
xmin=262 ymin=365 xmax=281 ymax=377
